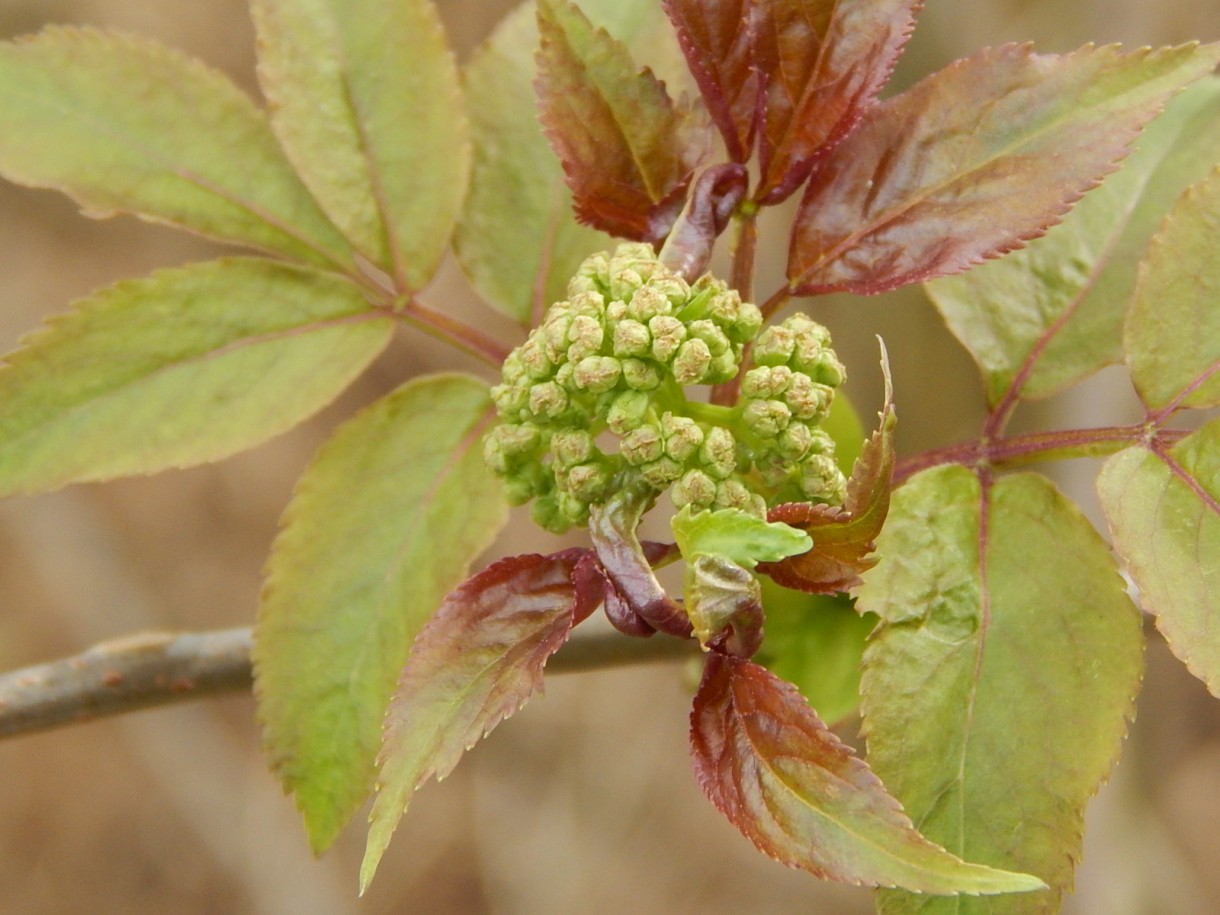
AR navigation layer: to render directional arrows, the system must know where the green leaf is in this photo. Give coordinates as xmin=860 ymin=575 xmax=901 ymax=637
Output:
xmin=1098 ymin=421 xmax=1220 ymax=696
xmin=0 ymin=28 xmax=351 ymax=268
xmin=0 ymin=258 xmax=390 ymax=496
xmin=858 ymin=468 xmax=1143 ymax=913
xmin=250 ymin=0 xmax=468 ymax=288
xmin=691 ymin=655 xmax=1047 ymax=895
xmin=255 ymin=374 xmax=507 ymax=853
xmin=456 ymin=0 xmax=689 ymax=324
xmin=756 ymin=581 xmax=874 ymax=726
xmin=1125 ymin=165 xmax=1220 ymax=411
xmin=672 ymin=505 xmax=812 ymax=568
xmin=535 ymin=0 xmax=711 ymax=243
xmin=789 ymin=43 xmax=1220 ymax=296
xmin=926 ymin=77 xmax=1220 ymax=407
xmin=362 ymin=551 xmax=582 ymax=893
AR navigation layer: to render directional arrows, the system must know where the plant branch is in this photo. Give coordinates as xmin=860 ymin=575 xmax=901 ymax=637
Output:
xmin=0 ymin=626 xmax=698 ymax=741
xmin=399 ymin=299 xmax=514 ymax=368
xmin=892 ymin=424 xmax=1192 ymax=485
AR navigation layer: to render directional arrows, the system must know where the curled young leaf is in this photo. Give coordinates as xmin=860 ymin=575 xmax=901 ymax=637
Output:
xmin=657 ymin=163 xmax=749 ymax=281
xmin=361 ymin=551 xmax=583 ymax=892
xmin=788 ymin=42 xmax=1220 ymax=295
xmin=690 ymin=654 xmax=1047 ymax=894
xmin=535 ymin=0 xmax=712 ymax=242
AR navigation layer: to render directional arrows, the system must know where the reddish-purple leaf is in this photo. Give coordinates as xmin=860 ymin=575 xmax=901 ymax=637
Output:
xmin=662 ymin=0 xmax=760 ymax=162
xmin=589 ymin=489 xmax=693 ymax=638
xmin=658 ymin=162 xmax=748 ymax=280
xmin=754 ymin=0 xmax=921 ymax=205
xmin=536 ymin=0 xmax=712 ymax=242
xmin=690 ymin=655 xmax=1047 ymax=893
xmin=759 ymin=358 xmax=896 ymax=594
xmin=361 ymin=551 xmax=581 ymax=891
xmin=788 ymin=42 xmax=1220 ymax=295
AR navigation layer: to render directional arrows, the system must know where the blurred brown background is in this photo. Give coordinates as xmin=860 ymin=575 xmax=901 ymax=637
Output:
xmin=0 ymin=1 xmax=1217 ymax=912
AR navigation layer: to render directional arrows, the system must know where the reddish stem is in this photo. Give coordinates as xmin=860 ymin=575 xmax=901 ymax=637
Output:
xmin=400 ymin=299 xmax=513 ymax=368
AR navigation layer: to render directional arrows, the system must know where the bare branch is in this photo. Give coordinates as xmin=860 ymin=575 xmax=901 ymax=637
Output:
xmin=0 ymin=625 xmax=698 ymax=741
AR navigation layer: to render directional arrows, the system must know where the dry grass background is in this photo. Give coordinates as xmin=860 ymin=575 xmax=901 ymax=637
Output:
xmin=0 ymin=1 xmax=1217 ymax=912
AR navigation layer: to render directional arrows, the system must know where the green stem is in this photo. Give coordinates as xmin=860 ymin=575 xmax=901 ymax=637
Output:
xmin=893 ymin=424 xmax=1192 ymax=485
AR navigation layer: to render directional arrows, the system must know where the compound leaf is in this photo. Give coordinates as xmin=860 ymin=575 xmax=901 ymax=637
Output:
xmin=1125 ymin=165 xmax=1220 ymax=411
xmin=927 ymin=77 xmax=1220 ymax=407
xmin=858 ymin=468 xmax=1144 ymax=913
xmin=1098 ymin=421 xmax=1220 ymax=696
xmin=690 ymin=654 xmax=1046 ymax=894
xmin=789 ymin=42 xmax=1220 ymax=296
xmin=361 ymin=551 xmax=582 ymax=892
xmin=0 ymin=258 xmax=391 ymax=496
xmin=250 ymin=0 xmax=467 ymax=289
xmin=255 ymin=374 xmax=507 ymax=853
xmin=536 ymin=0 xmax=711 ymax=242
xmin=0 ymin=28 xmax=350 ymax=268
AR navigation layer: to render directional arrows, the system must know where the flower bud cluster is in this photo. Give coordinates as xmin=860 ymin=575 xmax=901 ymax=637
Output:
xmin=484 ymin=244 xmax=847 ymax=532
xmin=738 ymin=314 xmax=848 ymax=505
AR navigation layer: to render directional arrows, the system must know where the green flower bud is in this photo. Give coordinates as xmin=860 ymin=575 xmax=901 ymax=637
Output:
xmin=688 ymin=319 xmax=731 ymax=357
xmin=648 ymin=316 xmax=686 ymax=362
xmin=672 ymin=469 xmax=716 ymax=509
xmin=569 ymin=252 xmax=610 ymax=294
xmin=528 ymin=381 xmax=569 ymax=418
xmin=783 ymin=374 xmax=834 ymax=421
xmin=621 ymin=424 xmax=664 ymax=466
xmin=566 ymin=314 xmax=604 ymax=361
xmin=777 ymin=421 xmax=814 ymax=461
xmin=755 ymin=451 xmax=793 ymax=488
xmin=621 ymin=358 xmax=662 ymax=391
xmin=565 ymin=462 xmax=613 ymax=500
xmin=556 ymin=491 xmax=591 ymax=527
xmin=606 ymin=390 xmax=651 ymax=435
xmin=704 ymin=351 xmax=739 ymax=384
xmin=731 ymin=301 xmax=763 ymax=344
xmin=800 ymin=455 xmax=847 ymax=503
xmin=714 ymin=479 xmax=764 ymax=516
xmin=551 ymin=429 xmax=594 ymax=468
xmin=673 ymin=338 xmax=712 ymax=384
xmin=753 ymin=323 xmax=796 ymax=367
xmin=811 ymin=351 xmax=847 ymax=387
xmin=572 ymin=356 xmax=622 ymax=393
xmin=743 ymin=399 xmax=792 ymax=436
xmin=661 ymin=413 xmax=704 ymax=462
xmin=651 ymin=273 xmax=692 ymax=308
xmin=612 ymin=319 xmax=651 ymax=358
xmin=640 ymin=456 xmax=684 ymax=488
xmin=627 ymin=285 xmax=671 ymax=323
xmin=741 ymin=365 xmax=793 ymax=400
xmin=519 ymin=337 xmax=554 ymax=380
xmin=530 ymin=494 xmax=566 ymax=533
xmin=490 ymin=381 xmax=528 ymax=418
xmin=700 ymin=426 xmax=738 ymax=479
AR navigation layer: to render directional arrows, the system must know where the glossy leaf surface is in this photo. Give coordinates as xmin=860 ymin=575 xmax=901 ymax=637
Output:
xmin=362 ymin=552 xmax=581 ymax=891
xmin=255 ymin=375 xmax=507 ymax=853
xmin=0 ymin=28 xmax=351 ymax=268
xmin=536 ymin=0 xmax=710 ymax=242
xmin=755 ymin=583 xmax=874 ymax=726
xmin=1125 ymin=165 xmax=1220 ymax=411
xmin=789 ymin=43 xmax=1220 ymax=295
xmin=0 ymin=259 xmax=390 ymax=496
xmin=250 ymin=0 xmax=467 ymax=288
xmin=752 ymin=0 xmax=920 ymax=204
xmin=859 ymin=469 xmax=1143 ymax=913
xmin=691 ymin=655 xmax=1046 ymax=894
xmin=1098 ymin=421 xmax=1220 ymax=696
xmin=662 ymin=0 xmax=758 ymax=162
xmin=927 ymin=78 xmax=1220 ymax=406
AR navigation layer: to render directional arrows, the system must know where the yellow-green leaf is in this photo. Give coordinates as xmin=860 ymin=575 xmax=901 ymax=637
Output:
xmin=926 ymin=76 xmax=1220 ymax=406
xmin=0 ymin=28 xmax=351 ymax=268
xmin=250 ymin=0 xmax=467 ymax=289
xmin=1125 ymin=166 xmax=1220 ymax=411
xmin=254 ymin=374 xmax=507 ymax=853
xmin=858 ymin=468 xmax=1143 ymax=913
xmin=0 ymin=258 xmax=391 ymax=496
xmin=1098 ymin=421 xmax=1220 ymax=695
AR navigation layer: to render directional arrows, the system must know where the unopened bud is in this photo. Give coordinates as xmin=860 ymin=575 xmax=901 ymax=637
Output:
xmin=661 ymin=413 xmax=705 ymax=462
xmin=572 ymin=356 xmax=622 ymax=393
xmin=742 ymin=399 xmax=792 ymax=436
xmin=673 ymin=338 xmax=712 ymax=384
